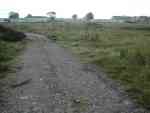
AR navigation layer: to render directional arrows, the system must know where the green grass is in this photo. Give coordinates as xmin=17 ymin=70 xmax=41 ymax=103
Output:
xmin=7 ymin=21 xmax=150 ymax=109
xmin=0 ymin=41 xmax=24 ymax=75
xmin=0 ymin=25 xmax=26 ymax=105
xmin=0 ymin=25 xmax=26 ymax=78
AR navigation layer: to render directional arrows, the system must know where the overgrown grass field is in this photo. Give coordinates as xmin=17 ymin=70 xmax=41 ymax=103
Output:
xmin=7 ymin=21 xmax=150 ymax=109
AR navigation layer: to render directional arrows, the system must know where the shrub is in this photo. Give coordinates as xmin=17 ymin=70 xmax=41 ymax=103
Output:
xmin=0 ymin=25 xmax=26 ymax=42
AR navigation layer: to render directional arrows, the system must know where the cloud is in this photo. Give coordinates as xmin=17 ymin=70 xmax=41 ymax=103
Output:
xmin=0 ymin=0 xmax=150 ymax=18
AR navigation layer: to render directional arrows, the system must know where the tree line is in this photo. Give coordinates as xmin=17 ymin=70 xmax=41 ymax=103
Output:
xmin=8 ymin=11 xmax=94 ymax=21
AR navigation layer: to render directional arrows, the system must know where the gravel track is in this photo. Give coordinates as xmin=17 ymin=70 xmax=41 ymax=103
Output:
xmin=2 ymin=33 xmax=146 ymax=113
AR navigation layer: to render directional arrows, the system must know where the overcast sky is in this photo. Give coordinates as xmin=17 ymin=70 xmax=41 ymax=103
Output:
xmin=0 ymin=0 xmax=150 ymax=19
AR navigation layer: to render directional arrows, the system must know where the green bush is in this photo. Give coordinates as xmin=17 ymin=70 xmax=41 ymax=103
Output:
xmin=0 ymin=25 xmax=25 ymax=73
xmin=0 ymin=25 xmax=26 ymax=42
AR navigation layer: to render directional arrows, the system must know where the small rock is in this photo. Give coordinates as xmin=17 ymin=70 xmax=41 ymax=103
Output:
xmin=40 ymin=78 xmax=43 ymax=81
xmin=32 ymin=102 xmax=37 ymax=105
xmin=46 ymin=86 xmax=49 ymax=89
xmin=123 ymin=100 xmax=132 ymax=105
xmin=73 ymin=99 xmax=81 ymax=103
xmin=19 ymin=96 xmax=29 ymax=100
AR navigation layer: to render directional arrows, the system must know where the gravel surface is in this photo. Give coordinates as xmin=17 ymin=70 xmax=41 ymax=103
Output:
xmin=2 ymin=33 xmax=147 ymax=113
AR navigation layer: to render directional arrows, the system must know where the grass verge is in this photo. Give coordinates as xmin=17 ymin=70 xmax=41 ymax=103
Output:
xmin=0 ymin=25 xmax=26 ymax=106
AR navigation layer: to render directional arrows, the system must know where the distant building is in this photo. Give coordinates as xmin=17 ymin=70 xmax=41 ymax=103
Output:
xmin=112 ymin=16 xmax=150 ymax=24
xmin=136 ymin=16 xmax=150 ymax=23
xmin=112 ymin=16 xmax=133 ymax=23
xmin=93 ymin=19 xmax=113 ymax=23
xmin=24 ymin=16 xmax=48 ymax=22
xmin=25 ymin=16 xmax=47 ymax=18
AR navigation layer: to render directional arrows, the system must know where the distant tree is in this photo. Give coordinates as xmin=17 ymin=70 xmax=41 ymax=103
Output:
xmin=26 ymin=14 xmax=32 ymax=18
xmin=46 ymin=11 xmax=56 ymax=21
xmin=85 ymin=12 xmax=94 ymax=21
xmin=72 ymin=14 xmax=78 ymax=20
xmin=9 ymin=12 xmax=19 ymax=19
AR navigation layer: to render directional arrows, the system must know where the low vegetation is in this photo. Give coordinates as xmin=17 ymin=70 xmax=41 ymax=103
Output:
xmin=0 ymin=25 xmax=26 ymax=78
xmin=7 ymin=22 xmax=150 ymax=109
xmin=0 ymin=25 xmax=26 ymax=105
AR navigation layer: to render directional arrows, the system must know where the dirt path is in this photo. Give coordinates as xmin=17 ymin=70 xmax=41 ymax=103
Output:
xmin=3 ymin=33 xmax=146 ymax=113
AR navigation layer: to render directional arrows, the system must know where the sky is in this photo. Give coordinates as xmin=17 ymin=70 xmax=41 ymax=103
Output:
xmin=0 ymin=0 xmax=150 ymax=19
